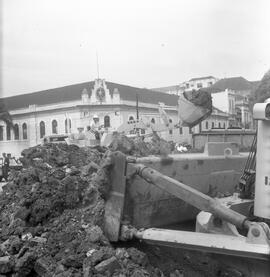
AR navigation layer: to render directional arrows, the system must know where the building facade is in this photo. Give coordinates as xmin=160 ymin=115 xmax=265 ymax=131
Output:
xmin=0 ymin=79 xmax=196 ymax=157
xmin=206 ymin=77 xmax=256 ymax=129
xmin=153 ymin=76 xmax=218 ymax=96
xmin=192 ymin=107 xmax=230 ymax=134
xmin=181 ymin=76 xmax=218 ymax=92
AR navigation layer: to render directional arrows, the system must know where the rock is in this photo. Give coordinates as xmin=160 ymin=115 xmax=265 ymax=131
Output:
xmin=7 ymin=236 xmax=23 ymax=255
xmin=14 ymin=207 xmax=30 ymax=221
xmin=51 ymin=168 xmax=66 ymax=180
xmin=94 ymin=256 xmax=120 ymax=274
xmin=170 ymin=269 xmax=184 ymax=277
xmin=83 ymin=258 xmax=93 ymax=277
xmin=0 ymin=256 xmax=13 ymax=274
xmin=109 ymin=133 xmax=134 ymax=154
xmin=130 ymin=268 xmax=150 ymax=277
xmin=61 ymin=255 xmax=83 ymax=268
xmin=86 ymin=226 xmax=104 ymax=243
xmin=87 ymin=247 xmax=114 ymax=266
xmin=86 ymin=249 xmax=96 ymax=257
xmin=34 ymin=257 xmax=56 ymax=276
xmin=115 ymin=248 xmax=130 ymax=260
xmin=15 ymin=251 xmax=36 ymax=277
xmin=0 ymin=239 xmax=10 ymax=254
xmin=54 ymin=263 xmax=65 ymax=274
xmin=30 ymin=236 xmax=47 ymax=244
xmin=21 ymin=233 xmax=33 ymax=241
xmin=127 ymin=248 xmax=148 ymax=266
xmin=81 ymin=162 xmax=100 ymax=176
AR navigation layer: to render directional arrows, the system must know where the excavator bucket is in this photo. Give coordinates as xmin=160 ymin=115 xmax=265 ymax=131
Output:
xmin=178 ymin=90 xmax=212 ymax=127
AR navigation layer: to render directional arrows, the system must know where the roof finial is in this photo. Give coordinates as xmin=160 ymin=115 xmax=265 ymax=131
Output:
xmin=96 ymin=51 xmax=100 ymax=80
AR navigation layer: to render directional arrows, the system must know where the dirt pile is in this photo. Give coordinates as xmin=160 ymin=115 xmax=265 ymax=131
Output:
xmin=0 ymin=143 xmax=166 ymax=276
xmin=0 ymin=143 xmax=248 ymax=277
xmin=109 ymin=132 xmax=173 ymax=156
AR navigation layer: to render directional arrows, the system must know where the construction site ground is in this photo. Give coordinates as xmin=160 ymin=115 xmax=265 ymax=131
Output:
xmin=0 ymin=139 xmax=253 ymax=276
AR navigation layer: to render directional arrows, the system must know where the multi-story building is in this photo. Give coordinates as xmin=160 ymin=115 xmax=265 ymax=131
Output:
xmin=211 ymin=89 xmax=237 ymax=127
xmin=151 ymin=85 xmax=181 ymax=95
xmin=181 ymin=76 xmax=218 ymax=92
xmin=235 ymin=94 xmax=253 ymax=129
xmin=0 ymin=79 xmax=196 ymax=157
xmin=206 ymin=77 xmax=256 ymax=128
xmin=153 ymin=76 xmax=218 ymax=96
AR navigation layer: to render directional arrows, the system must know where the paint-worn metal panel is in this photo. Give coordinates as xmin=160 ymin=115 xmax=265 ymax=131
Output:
xmin=104 ymin=152 xmax=127 ymax=241
xmin=124 ymin=153 xmax=248 ymax=228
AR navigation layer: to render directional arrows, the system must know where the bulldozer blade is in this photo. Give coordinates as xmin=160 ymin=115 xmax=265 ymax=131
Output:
xmin=104 ymin=152 xmax=127 ymax=241
xmin=135 ymin=228 xmax=270 ymax=261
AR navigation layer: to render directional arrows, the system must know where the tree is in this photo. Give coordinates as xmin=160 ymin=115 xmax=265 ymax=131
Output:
xmin=0 ymin=100 xmax=13 ymax=127
xmin=254 ymin=69 xmax=270 ymax=103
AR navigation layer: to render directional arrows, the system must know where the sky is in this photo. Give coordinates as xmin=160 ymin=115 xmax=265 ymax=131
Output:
xmin=1 ymin=0 xmax=270 ymax=97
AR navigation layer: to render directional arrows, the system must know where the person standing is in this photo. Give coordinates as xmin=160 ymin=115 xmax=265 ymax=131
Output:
xmin=2 ymin=153 xmax=9 ymax=182
xmin=90 ymin=115 xmax=101 ymax=141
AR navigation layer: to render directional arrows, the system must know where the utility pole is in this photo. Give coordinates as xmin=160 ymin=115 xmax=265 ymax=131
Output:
xmin=136 ymin=92 xmax=139 ymax=120
xmin=96 ymin=51 xmax=100 ymax=79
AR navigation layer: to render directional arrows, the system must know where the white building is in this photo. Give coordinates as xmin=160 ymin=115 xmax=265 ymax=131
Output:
xmin=151 ymin=85 xmax=181 ymax=95
xmin=211 ymin=89 xmax=236 ymax=115
xmin=153 ymin=76 xmax=218 ymax=96
xmin=206 ymin=77 xmax=256 ymax=128
xmin=0 ymin=79 xmax=194 ymax=157
xmin=181 ymin=76 xmax=218 ymax=92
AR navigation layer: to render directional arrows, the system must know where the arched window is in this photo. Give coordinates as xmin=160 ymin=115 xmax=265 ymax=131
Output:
xmin=40 ymin=121 xmax=45 ymax=138
xmin=0 ymin=126 xmax=3 ymax=141
xmin=218 ymin=122 xmax=221 ymax=128
xmin=151 ymin=118 xmax=155 ymax=124
xmin=65 ymin=119 xmax=71 ymax=133
xmin=6 ymin=125 xmax=11 ymax=140
xmin=223 ymin=122 xmax=226 ymax=129
xmin=169 ymin=119 xmax=173 ymax=134
xmin=14 ymin=124 xmax=19 ymax=140
xmin=211 ymin=122 xmax=215 ymax=129
xmin=128 ymin=116 xmax=134 ymax=122
xmin=104 ymin=115 xmax=110 ymax=128
xmin=22 ymin=123 xmax=27 ymax=139
xmin=52 ymin=120 xmax=58 ymax=134
xmin=205 ymin=121 xmax=208 ymax=129
xmin=179 ymin=127 xmax=183 ymax=134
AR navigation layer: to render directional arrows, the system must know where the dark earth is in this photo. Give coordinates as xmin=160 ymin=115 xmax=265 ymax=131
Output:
xmin=0 ymin=138 xmax=248 ymax=276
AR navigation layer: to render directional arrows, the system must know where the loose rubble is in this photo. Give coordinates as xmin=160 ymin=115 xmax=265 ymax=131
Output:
xmin=0 ymin=141 xmax=245 ymax=276
xmin=109 ymin=132 xmax=173 ymax=156
xmin=0 ymin=143 xmax=168 ymax=276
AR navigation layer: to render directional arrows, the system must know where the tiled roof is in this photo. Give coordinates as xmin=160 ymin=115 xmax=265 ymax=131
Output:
xmin=106 ymin=82 xmax=179 ymax=105
xmin=189 ymin=76 xmax=215 ymax=82
xmin=205 ymin=77 xmax=253 ymax=93
xmin=1 ymin=81 xmax=179 ymax=110
xmin=151 ymin=85 xmax=180 ymax=93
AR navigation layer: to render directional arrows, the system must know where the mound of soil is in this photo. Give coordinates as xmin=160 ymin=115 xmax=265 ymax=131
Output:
xmin=109 ymin=132 xmax=172 ymax=156
xmin=0 ymin=144 xmax=163 ymax=276
xmin=0 ymin=143 xmax=248 ymax=276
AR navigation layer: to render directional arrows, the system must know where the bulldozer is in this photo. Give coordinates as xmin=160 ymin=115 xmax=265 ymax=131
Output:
xmin=102 ymin=99 xmax=270 ymax=276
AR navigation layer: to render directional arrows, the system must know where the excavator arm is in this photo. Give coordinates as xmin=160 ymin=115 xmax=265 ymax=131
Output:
xmin=115 ymin=90 xmax=212 ymax=136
